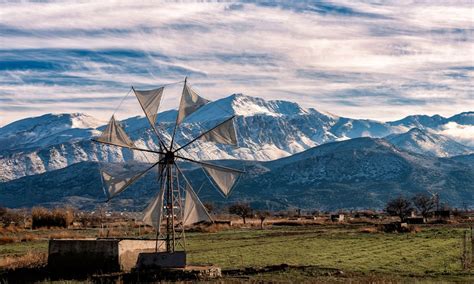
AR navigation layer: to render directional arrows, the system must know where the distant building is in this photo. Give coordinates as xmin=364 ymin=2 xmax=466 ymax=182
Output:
xmin=406 ymin=217 xmax=425 ymax=224
xmin=434 ymin=210 xmax=452 ymax=220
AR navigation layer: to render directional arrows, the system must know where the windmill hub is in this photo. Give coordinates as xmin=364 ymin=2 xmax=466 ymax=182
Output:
xmin=164 ymin=150 xmax=175 ymax=164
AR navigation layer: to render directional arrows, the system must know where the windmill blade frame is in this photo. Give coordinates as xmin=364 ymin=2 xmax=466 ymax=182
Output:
xmin=174 ymin=115 xmax=237 ymax=153
xmin=91 ymin=78 xmax=244 ymax=255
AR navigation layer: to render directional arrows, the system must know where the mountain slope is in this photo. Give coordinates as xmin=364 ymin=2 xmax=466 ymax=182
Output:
xmin=1 ymin=138 xmax=472 ymax=210
xmin=0 ymin=113 xmax=103 ymax=152
xmin=386 ymin=128 xmax=473 ymax=157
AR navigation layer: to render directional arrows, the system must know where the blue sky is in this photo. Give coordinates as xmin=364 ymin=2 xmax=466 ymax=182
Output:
xmin=0 ymin=0 xmax=473 ymax=125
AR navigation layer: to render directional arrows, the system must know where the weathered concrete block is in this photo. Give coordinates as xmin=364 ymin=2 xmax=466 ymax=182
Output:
xmin=136 ymin=251 xmax=187 ymax=269
xmin=48 ymin=239 xmax=161 ymax=273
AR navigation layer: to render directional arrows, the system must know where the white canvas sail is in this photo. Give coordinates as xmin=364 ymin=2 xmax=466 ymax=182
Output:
xmin=101 ymin=169 xmax=142 ymax=199
xmin=96 ymin=115 xmax=135 ymax=148
xmin=183 ymin=184 xmax=212 ymax=226
xmin=133 ymin=87 xmax=164 ymax=127
xmin=176 ymin=82 xmax=209 ymax=124
xmin=200 ymin=118 xmax=238 ymax=146
xmin=143 ymin=187 xmax=165 ymax=230
xmin=202 ymin=164 xmax=240 ymax=197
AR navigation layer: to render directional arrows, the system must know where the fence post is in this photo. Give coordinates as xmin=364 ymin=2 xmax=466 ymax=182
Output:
xmin=469 ymin=225 xmax=474 ymax=265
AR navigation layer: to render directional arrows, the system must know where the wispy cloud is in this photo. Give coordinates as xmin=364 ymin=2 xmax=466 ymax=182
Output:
xmin=0 ymin=0 xmax=472 ymax=125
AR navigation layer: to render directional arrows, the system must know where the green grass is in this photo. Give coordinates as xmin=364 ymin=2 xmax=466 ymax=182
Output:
xmin=185 ymin=225 xmax=470 ymax=277
xmin=0 ymin=240 xmax=48 ymax=257
xmin=1 ymin=224 xmax=472 ymax=281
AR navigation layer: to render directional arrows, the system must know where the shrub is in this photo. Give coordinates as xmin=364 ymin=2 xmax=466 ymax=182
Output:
xmin=32 ymin=207 xmax=74 ymax=229
xmin=0 ymin=208 xmax=24 ymax=227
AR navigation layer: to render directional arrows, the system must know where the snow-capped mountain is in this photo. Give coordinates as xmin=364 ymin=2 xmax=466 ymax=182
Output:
xmin=0 ymin=94 xmax=472 ymax=182
xmin=2 ymin=138 xmax=472 ymax=210
xmin=388 ymin=114 xmax=448 ymax=130
xmin=0 ymin=113 xmax=104 ymax=152
xmin=386 ymin=128 xmax=473 ymax=157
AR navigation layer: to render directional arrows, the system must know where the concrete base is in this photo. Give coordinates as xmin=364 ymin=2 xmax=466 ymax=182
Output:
xmin=136 ymin=251 xmax=187 ymax=269
xmin=48 ymin=239 xmax=162 ymax=273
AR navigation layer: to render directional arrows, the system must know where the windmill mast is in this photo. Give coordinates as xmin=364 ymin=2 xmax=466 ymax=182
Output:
xmin=161 ymin=152 xmax=185 ymax=253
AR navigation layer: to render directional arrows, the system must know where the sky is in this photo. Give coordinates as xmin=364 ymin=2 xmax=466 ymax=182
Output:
xmin=0 ymin=0 xmax=473 ymax=126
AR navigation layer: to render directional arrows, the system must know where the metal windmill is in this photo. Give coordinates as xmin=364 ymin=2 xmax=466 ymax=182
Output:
xmin=92 ymin=78 xmax=243 ymax=253
xmin=427 ymin=189 xmax=440 ymax=211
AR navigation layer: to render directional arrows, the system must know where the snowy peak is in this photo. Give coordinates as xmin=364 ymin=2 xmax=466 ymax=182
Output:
xmin=186 ymin=93 xmax=309 ymax=122
xmin=449 ymin=111 xmax=474 ymax=125
xmin=387 ymin=127 xmax=472 ymax=157
xmin=0 ymin=113 xmax=102 ymax=135
xmin=389 ymin=114 xmax=447 ymax=129
xmin=227 ymin=94 xmax=308 ymax=117
xmin=0 ymin=113 xmax=103 ymax=152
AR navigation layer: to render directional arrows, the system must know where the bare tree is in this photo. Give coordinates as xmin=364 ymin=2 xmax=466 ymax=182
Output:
xmin=256 ymin=211 xmax=271 ymax=229
xmin=385 ymin=196 xmax=413 ymax=222
xmin=229 ymin=203 xmax=252 ymax=224
xmin=412 ymin=193 xmax=435 ymax=219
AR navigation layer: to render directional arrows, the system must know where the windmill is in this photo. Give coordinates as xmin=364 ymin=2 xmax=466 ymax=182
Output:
xmin=92 ymin=78 xmax=243 ymax=256
xmin=427 ymin=189 xmax=440 ymax=212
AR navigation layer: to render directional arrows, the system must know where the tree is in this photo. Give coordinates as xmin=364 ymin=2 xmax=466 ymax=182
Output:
xmin=385 ymin=196 xmax=413 ymax=222
xmin=256 ymin=211 xmax=271 ymax=229
xmin=0 ymin=207 xmax=6 ymax=218
xmin=229 ymin=203 xmax=252 ymax=224
xmin=412 ymin=193 xmax=435 ymax=219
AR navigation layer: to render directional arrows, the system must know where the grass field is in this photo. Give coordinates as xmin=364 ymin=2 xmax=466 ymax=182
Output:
xmin=185 ymin=225 xmax=473 ymax=281
xmin=1 ymin=223 xmax=473 ymax=282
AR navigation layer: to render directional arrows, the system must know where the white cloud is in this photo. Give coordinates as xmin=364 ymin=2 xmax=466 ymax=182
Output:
xmin=439 ymin=122 xmax=474 ymax=147
xmin=0 ymin=0 xmax=473 ymax=125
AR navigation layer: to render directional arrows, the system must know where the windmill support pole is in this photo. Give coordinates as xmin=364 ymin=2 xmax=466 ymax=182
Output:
xmin=166 ymin=163 xmax=172 ymax=252
xmin=171 ymin=163 xmax=176 ymax=251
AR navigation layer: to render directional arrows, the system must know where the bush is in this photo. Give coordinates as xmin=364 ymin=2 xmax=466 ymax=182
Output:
xmin=32 ymin=207 xmax=74 ymax=229
xmin=0 ymin=208 xmax=24 ymax=227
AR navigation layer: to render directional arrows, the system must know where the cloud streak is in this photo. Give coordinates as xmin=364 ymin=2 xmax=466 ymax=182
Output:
xmin=0 ymin=0 xmax=472 ymax=125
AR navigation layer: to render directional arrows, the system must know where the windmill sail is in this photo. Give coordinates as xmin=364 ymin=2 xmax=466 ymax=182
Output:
xmin=183 ymin=184 xmax=212 ymax=226
xmin=202 ymin=164 xmax=240 ymax=197
xmin=96 ymin=115 xmax=135 ymax=148
xmin=176 ymin=82 xmax=209 ymax=124
xmin=101 ymin=169 xmax=143 ymax=199
xmin=143 ymin=187 xmax=165 ymax=230
xmin=133 ymin=87 xmax=164 ymax=127
xmin=200 ymin=118 xmax=238 ymax=146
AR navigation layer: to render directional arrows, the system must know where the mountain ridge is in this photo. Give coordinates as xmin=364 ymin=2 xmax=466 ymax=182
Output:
xmin=0 ymin=94 xmax=472 ymax=182
xmin=1 ymin=137 xmax=472 ymax=210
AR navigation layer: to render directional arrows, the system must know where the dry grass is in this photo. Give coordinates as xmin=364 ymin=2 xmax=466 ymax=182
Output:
xmin=98 ymin=228 xmax=127 ymax=238
xmin=0 ymin=236 xmax=16 ymax=245
xmin=187 ymin=223 xmax=231 ymax=233
xmin=359 ymin=227 xmax=379 ymax=234
xmin=0 ymin=251 xmax=47 ymax=269
xmin=0 ymin=233 xmax=37 ymax=244
xmin=0 ymin=225 xmax=21 ymax=234
xmin=48 ymin=231 xmax=82 ymax=239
